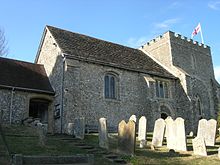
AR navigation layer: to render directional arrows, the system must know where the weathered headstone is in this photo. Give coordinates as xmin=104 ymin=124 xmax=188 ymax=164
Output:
xmin=98 ymin=118 xmax=109 ymax=149
xmin=37 ymin=123 xmax=47 ymax=146
xmin=118 ymin=120 xmax=136 ymax=155
xmin=152 ymin=118 xmax=165 ymax=147
xmin=67 ymin=123 xmax=74 ymax=135
xmin=138 ymin=116 xmax=147 ymax=141
xmin=197 ymin=119 xmax=207 ymax=141
xmin=175 ymin=117 xmax=187 ymax=151
xmin=197 ymin=119 xmax=217 ymax=146
xmin=218 ymin=147 xmax=220 ymax=159
xmin=205 ymin=119 xmax=217 ymax=146
xmin=165 ymin=117 xmax=176 ymax=150
xmin=74 ymin=117 xmax=85 ymax=140
xmin=129 ymin=115 xmax=137 ymax=123
xmin=192 ymin=137 xmax=207 ymax=156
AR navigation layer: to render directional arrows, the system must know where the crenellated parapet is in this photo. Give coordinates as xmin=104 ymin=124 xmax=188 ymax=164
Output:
xmin=142 ymin=31 xmax=210 ymax=51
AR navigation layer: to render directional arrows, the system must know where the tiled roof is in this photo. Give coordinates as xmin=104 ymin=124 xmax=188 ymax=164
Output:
xmin=47 ymin=25 xmax=176 ymax=79
xmin=0 ymin=57 xmax=54 ymax=94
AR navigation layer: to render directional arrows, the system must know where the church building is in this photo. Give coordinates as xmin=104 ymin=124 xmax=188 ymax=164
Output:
xmin=0 ymin=25 xmax=219 ymax=134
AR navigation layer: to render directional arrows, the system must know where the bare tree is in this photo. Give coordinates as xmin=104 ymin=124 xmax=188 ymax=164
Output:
xmin=0 ymin=28 xmax=8 ymax=56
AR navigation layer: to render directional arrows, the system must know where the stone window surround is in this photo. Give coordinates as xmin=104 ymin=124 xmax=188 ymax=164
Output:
xmin=104 ymin=71 xmax=119 ymax=100
xmin=155 ymin=79 xmax=170 ymax=99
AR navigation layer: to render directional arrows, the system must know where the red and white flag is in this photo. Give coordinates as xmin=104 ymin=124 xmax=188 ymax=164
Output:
xmin=191 ymin=23 xmax=201 ymax=38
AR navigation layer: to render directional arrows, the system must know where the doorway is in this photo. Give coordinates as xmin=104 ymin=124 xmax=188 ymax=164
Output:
xmin=29 ymin=99 xmax=49 ymax=123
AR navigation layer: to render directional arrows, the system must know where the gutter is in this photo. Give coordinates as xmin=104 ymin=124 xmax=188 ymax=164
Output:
xmin=0 ymin=84 xmax=55 ymax=95
xmin=9 ymin=88 xmax=15 ymax=124
xmin=60 ymin=53 xmax=66 ymax=134
xmin=62 ymin=53 xmax=177 ymax=80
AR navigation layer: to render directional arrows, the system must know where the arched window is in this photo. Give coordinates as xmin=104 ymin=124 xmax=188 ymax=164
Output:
xmin=196 ymin=97 xmax=202 ymax=116
xmin=104 ymin=73 xmax=117 ymax=99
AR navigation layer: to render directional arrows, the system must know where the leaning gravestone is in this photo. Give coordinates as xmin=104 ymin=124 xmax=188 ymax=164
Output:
xmin=192 ymin=137 xmax=207 ymax=156
xmin=205 ymin=119 xmax=217 ymax=146
xmin=118 ymin=120 xmax=136 ymax=155
xmin=67 ymin=123 xmax=74 ymax=135
xmin=129 ymin=115 xmax=137 ymax=123
xmin=138 ymin=116 xmax=147 ymax=148
xmin=165 ymin=117 xmax=176 ymax=150
xmin=175 ymin=117 xmax=187 ymax=151
xmin=98 ymin=118 xmax=109 ymax=149
xmin=152 ymin=118 xmax=165 ymax=147
xmin=74 ymin=117 xmax=85 ymax=140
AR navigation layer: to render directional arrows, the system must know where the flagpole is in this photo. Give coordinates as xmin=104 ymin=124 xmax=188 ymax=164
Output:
xmin=199 ymin=23 xmax=204 ymax=44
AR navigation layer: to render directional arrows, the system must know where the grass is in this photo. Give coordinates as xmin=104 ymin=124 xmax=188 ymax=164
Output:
xmin=0 ymin=125 xmax=220 ymax=165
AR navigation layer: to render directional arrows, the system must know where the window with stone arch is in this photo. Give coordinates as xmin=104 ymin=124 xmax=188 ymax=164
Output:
xmin=196 ymin=96 xmax=202 ymax=116
xmin=104 ymin=72 xmax=118 ymax=99
xmin=155 ymin=79 xmax=170 ymax=98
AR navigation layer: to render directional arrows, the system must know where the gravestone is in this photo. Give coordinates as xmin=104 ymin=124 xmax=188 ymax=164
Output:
xmin=67 ymin=123 xmax=74 ymax=135
xmin=197 ymin=119 xmax=217 ymax=146
xmin=175 ymin=117 xmax=187 ymax=151
xmin=218 ymin=147 xmax=220 ymax=159
xmin=118 ymin=120 xmax=136 ymax=155
xmin=74 ymin=117 xmax=85 ymax=140
xmin=138 ymin=116 xmax=147 ymax=141
xmin=197 ymin=119 xmax=207 ymax=141
xmin=205 ymin=119 xmax=217 ymax=146
xmin=37 ymin=123 xmax=47 ymax=146
xmin=129 ymin=115 xmax=137 ymax=123
xmin=98 ymin=118 xmax=109 ymax=149
xmin=192 ymin=137 xmax=207 ymax=156
xmin=165 ymin=117 xmax=176 ymax=150
xmin=152 ymin=118 xmax=165 ymax=147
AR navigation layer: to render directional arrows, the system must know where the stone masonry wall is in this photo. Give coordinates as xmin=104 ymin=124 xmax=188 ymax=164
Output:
xmin=141 ymin=31 xmax=219 ymax=131
xmin=0 ymin=88 xmax=53 ymax=126
xmin=36 ymin=28 xmax=63 ymax=133
xmin=62 ymin=59 xmax=188 ymax=132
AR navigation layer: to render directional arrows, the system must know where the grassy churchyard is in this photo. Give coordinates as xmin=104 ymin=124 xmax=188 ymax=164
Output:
xmin=0 ymin=124 xmax=220 ymax=165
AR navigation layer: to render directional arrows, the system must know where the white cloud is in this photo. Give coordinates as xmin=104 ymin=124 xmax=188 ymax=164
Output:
xmin=214 ymin=66 xmax=220 ymax=83
xmin=127 ymin=36 xmax=150 ymax=48
xmin=154 ymin=18 xmax=180 ymax=30
xmin=208 ymin=1 xmax=220 ymax=10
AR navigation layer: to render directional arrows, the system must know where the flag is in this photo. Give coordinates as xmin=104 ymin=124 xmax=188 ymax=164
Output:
xmin=191 ymin=23 xmax=201 ymax=38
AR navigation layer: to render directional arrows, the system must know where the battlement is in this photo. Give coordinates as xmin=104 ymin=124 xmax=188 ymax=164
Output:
xmin=142 ymin=31 xmax=210 ymax=50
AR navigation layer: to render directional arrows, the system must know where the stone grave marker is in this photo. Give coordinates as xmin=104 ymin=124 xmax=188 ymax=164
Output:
xmin=152 ymin=118 xmax=165 ymax=147
xmin=175 ymin=117 xmax=187 ymax=151
xmin=197 ymin=119 xmax=207 ymax=141
xmin=197 ymin=119 xmax=217 ymax=146
xmin=218 ymin=147 xmax=220 ymax=159
xmin=74 ymin=117 xmax=85 ymax=140
xmin=129 ymin=115 xmax=137 ymax=123
xmin=205 ymin=119 xmax=217 ymax=146
xmin=118 ymin=120 xmax=136 ymax=155
xmin=138 ymin=116 xmax=147 ymax=148
xmin=67 ymin=123 xmax=74 ymax=135
xmin=37 ymin=123 xmax=47 ymax=146
xmin=192 ymin=137 xmax=207 ymax=156
xmin=98 ymin=118 xmax=109 ymax=149
xmin=165 ymin=117 xmax=176 ymax=150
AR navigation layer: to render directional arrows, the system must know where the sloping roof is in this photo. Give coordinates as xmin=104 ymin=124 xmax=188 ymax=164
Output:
xmin=0 ymin=57 xmax=54 ymax=94
xmin=46 ymin=25 xmax=176 ymax=79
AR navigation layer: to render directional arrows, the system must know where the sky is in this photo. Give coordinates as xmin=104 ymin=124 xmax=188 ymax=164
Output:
xmin=0 ymin=0 xmax=220 ymax=82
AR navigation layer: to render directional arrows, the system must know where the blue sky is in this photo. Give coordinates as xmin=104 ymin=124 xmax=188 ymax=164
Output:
xmin=1 ymin=0 xmax=220 ymax=82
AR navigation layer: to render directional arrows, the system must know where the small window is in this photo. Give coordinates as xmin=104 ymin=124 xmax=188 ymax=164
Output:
xmin=155 ymin=80 xmax=169 ymax=98
xmin=104 ymin=74 xmax=117 ymax=99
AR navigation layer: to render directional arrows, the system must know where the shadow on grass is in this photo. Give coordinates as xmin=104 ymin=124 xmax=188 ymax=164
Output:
xmin=135 ymin=149 xmax=191 ymax=158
